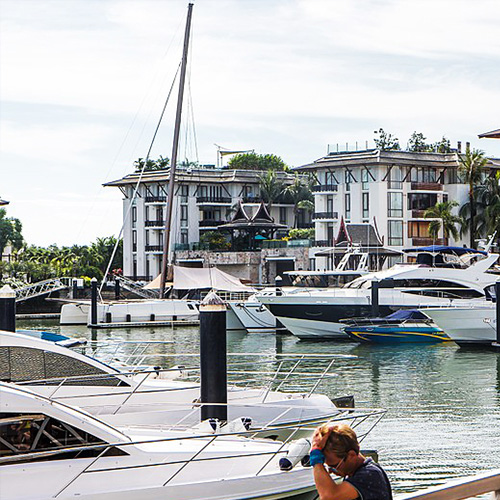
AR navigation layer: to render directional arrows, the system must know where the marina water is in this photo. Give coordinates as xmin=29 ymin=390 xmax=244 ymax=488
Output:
xmin=19 ymin=319 xmax=500 ymax=495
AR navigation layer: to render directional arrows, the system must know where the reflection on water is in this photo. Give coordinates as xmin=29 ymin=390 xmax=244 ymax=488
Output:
xmin=16 ymin=319 xmax=500 ymax=494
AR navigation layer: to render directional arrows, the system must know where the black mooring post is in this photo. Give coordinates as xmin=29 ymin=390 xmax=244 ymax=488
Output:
xmin=0 ymin=285 xmax=16 ymax=332
xmin=72 ymin=279 xmax=78 ymax=299
xmin=199 ymin=291 xmax=227 ymax=422
xmin=90 ymin=278 xmax=98 ymax=326
xmin=371 ymin=280 xmax=380 ymax=317
xmin=496 ymin=281 xmax=500 ymax=345
xmin=114 ymin=278 xmax=120 ymax=300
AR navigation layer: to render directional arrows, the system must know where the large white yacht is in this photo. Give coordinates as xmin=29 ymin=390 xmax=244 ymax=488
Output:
xmin=0 ymin=382 xmax=319 ymax=500
xmin=0 ymin=331 xmax=373 ymax=440
xmin=257 ymin=247 xmax=499 ymax=340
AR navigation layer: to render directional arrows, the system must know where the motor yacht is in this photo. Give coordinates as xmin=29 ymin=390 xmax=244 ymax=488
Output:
xmin=0 ymin=331 xmax=376 ymax=440
xmin=0 ymin=382 xmax=319 ymax=500
xmin=257 ymin=247 xmax=499 ymax=340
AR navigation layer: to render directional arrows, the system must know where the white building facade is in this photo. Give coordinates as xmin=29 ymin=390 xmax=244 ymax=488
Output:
xmin=296 ymin=149 xmax=490 ymax=271
xmin=105 ymin=167 xmax=307 ymax=280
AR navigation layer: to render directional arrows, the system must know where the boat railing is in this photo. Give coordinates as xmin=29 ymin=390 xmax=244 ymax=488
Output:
xmin=395 ymin=469 xmax=500 ymax=500
xmin=0 ymin=407 xmax=386 ymax=493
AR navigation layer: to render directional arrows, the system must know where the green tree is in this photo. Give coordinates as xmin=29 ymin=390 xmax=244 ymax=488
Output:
xmin=199 ymin=231 xmax=230 ymax=250
xmin=134 ymin=155 xmax=169 ymax=172
xmin=228 ymin=153 xmax=288 ymax=171
xmin=408 ymin=132 xmax=430 ymax=152
xmin=458 ymin=148 xmax=488 ymax=248
xmin=0 ymin=208 xmax=23 ymax=256
xmin=283 ymin=174 xmax=314 ymax=228
xmin=432 ymin=136 xmax=452 ymax=153
xmin=374 ymin=128 xmax=400 ymax=151
xmin=258 ymin=170 xmax=285 ymax=210
xmin=424 ymin=200 xmax=461 ymax=241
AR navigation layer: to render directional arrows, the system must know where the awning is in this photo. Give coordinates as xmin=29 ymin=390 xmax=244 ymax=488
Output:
xmin=264 ymin=256 xmax=296 ymax=261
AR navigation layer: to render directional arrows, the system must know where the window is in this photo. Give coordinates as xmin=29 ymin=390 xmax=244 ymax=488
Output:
xmin=0 ymin=413 xmax=127 ymax=463
xmin=180 ymin=205 xmax=188 ymax=226
xmin=180 ymin=184 xmax=189 ymax=202
xmin=145 ymin=230 xmax=150 ymax=246
xmin=388 ymin=166 xmax=402 ymax=189
xmin=408 ymin=221 xmax=430 ymax=238
xmin=326 ymin=171 xmax=337 ymax=185
xmin=362 ymin=193 xmax=369 ymax=220
xmin=388 ymin=220 xmax=403 ymax=246
xmin=327 ymin=223 xmax=335 ymax=242
xmin=132 ymin=230 xmax=137 ymax=252
xmin=327 ymin=195 xmax=334 ymax=213
xmin=388 ymin=192 xmax=403 ymax=217
xmin=411 ymin=167 xmax=437 ymax=183
xmin=157 ymin=206 xmax=163 ymax=222
xmin=345 ymin=194 xmax=351 ymax=221
xmin=361 ymin=169 xmax=372 ymax=190
xmin=131 ymin=206 xmax=137 ymax=228
xmin=279 ymin=207 xmax=287 ymax=225
xmin=145 ymin=206 xmax=149 ymax=221
xmin=309 ymin=258 xmax=316 ymax=271
xmin=344 ymin=170 xmax=351 ymax=191
xmin=181 ymin=229 xmax=188 ymax=244
xmin=408 ymin=193 xmax=437 ymax=211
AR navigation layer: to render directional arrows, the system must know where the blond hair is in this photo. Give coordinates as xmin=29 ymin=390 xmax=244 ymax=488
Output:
xmin=321 ymin=424 xmax=360 ymax=457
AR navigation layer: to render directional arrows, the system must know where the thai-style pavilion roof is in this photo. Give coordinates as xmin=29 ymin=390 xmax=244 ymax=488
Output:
xmin=218 ymin=202 xmax=287 ymax=230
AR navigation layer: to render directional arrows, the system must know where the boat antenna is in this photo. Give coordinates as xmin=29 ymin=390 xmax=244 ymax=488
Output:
xmin=160 ymin=3 xmax=194 ymax=297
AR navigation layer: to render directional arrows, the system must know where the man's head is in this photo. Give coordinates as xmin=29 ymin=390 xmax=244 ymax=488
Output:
xmin=320 ymin=423 xmax=362 ymax=477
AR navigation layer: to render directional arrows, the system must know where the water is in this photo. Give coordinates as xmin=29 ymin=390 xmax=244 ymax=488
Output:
xmin=17 ymin=319 xmax=500 ymax=494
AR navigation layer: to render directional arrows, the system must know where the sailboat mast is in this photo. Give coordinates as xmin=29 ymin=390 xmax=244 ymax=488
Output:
xmin=160 ymin=3 xmax=194 ymax=297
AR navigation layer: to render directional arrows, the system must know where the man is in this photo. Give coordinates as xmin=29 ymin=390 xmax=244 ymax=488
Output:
xmin=309 ymin=423 xmax=392 ymax=500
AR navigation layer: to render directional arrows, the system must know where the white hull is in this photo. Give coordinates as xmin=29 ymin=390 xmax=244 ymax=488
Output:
xmin=228 ymin=301 xmax=277 ymax=334
xmin=277 ymin=316 xmax=348 ymax=340
xmin=424 ymin=306 xmax=497 ymax=344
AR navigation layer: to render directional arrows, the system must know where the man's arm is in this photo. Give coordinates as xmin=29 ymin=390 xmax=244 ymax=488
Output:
xmin=313 ymin=464 xmax=360 ymax=500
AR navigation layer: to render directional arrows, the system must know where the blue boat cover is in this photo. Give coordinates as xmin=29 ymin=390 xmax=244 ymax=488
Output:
xmin=403 ymin=245 xmax=487 ymax=256
xmin=384 ymin=309 xmax=429 ymax=320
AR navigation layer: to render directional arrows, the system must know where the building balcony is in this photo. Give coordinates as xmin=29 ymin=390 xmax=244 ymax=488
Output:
xmin=242 ymin=196 xmax=261 ymax=203
xmin=145 ymin=220 xmax=165 ymax=228
xmin=313 ymin=211 xmax=339 ymax=221
xmin=297 ymin=221 xmax=314 ymax=229
xmin=145 ymin=245 xmax=164 ymax=253
xmin=410 ymin=210 xmax=426 ymax=219
xmin=410 ymin=183 xmax=443 ymax=192
xmin=312 ymin=184 xmax=339 ymax=193
xmin=199 ymin=220 xmax=225 ymax=228
xmin=145 ymin=196 xmax=167 ymax=203
xmin=196 ymin=196 xmax=232 ymax=204
xmin=410 ymin=237 xmax=446 ymax=246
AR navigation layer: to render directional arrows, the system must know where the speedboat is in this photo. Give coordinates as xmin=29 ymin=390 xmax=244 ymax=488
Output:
xmin=0 ymin=330 xmax=360 ymax=440
xmin=341 ymin=309 xmax=451 ymax=343
xmin=0 ymin=382 xmax=318 ymax=500
xmin=257 ymin=247 xmax=499 ymax=340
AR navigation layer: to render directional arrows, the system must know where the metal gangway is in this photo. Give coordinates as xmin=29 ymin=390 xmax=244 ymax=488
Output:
xmin=114 ymin=275 xmax=160 ymax=299
xmin=10 ymin=278 xmax=68 ymax=303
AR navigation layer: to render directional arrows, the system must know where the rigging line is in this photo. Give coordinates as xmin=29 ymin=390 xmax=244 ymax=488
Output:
xmin=99 ymin=61 xmax=182 ymax=296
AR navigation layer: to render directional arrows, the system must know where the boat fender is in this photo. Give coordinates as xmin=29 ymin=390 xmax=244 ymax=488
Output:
xmin=224 ymin=417 xmax=253 ymax=434
xmin=279 ymin=438 xmax=311 ymax=471
xmin=192 ymin=418 xmax=220 ymax=434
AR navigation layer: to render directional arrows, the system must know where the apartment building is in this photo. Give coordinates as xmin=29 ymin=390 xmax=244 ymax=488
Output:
xmin=105 ymin=167 xmax=306 ymax=279
xmin=295 ymin=148 xmax=497 ymax=270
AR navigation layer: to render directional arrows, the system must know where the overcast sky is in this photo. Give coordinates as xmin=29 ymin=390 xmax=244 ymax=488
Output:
xmin=1 ymin=0 xmax=500 ymax=247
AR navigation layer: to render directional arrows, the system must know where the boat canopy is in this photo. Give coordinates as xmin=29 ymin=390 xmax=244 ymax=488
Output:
xmin=385 ymin=309 xmax=430 ymax=321
xmin=403 ymin=245 xmax=487 ymax=256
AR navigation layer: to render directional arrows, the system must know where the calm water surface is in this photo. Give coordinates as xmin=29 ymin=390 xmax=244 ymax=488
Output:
xmin=18 ymin=319 xmax=500 ymax=494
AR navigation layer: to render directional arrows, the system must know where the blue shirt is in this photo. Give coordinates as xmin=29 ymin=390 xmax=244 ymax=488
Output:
xmin=345 ymin=458 xmax=392 ymax=500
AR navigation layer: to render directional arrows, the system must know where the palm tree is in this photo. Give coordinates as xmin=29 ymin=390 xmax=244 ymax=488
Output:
xmin=458 ymin=148 xmax=488 ymax=248
xmin=258 ymin=170 xmax=285 ymax=211
xmin=283 ymin=174 xmax=314 ymax=227
xmin=424 ymin=200 xmax=461 ymax=242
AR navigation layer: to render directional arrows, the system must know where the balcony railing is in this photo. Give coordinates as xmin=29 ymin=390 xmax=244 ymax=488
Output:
xmin=411 ymin=210 xmax=426 ymax=218
xmin=145 ymin=245 xmax=163 ymax=252
xmin=145 ymin=196 xmax=167 ymax=203
xmin=196 ymin=196 xmax=232 ymax=204
xmin=312 ymin=184 xmax=339 ymax=193
xmin=410 ymin=182 xmax=443 ymax=191
xmin=313 ymin=211 xmax=339 ymax=220
xmin=297 ymin=221 xmax=314 ymax=229
xmin=242 ymin=196 xmax=261 ymax=203
xmin=145 ymin=220 xmax=165 ymax=227
xmin=313 ymin=240 xmax=334 ymax=247
xmin=411 ymin=237 xmax=446 ymax=246
xmin=199 ymin=220 xmax=225 ymax=228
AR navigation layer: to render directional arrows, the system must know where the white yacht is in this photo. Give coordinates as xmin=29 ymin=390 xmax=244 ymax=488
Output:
xmin=257 ymin=247 xmax=499 ymax=340
xmin=0 ymin=382 xmax=318 ymax=500
xmin=0 ymin=331 xmax=357 ymax=440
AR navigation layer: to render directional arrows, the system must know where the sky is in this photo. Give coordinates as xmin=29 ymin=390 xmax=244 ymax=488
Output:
xmin=1 ymin=0 xmax=500 ymax=247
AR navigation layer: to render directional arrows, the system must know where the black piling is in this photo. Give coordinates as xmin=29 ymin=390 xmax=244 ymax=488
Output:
xmin=72 ymin=279 xmax=78 ymax=299
xmin=90 ymin=278 xmax=98 ymax=326
xmin=0 ymin=285 xmax=16 ymax=332
xmin=371 ymin=280 xmax=380 ymax=317
xmin=496 ymin=281 xmax=500 ymax=345
xmin=199 ymin=291 xmax=227 ymax=422
xmin=114 ymin=278 xmax=120 ymax=300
